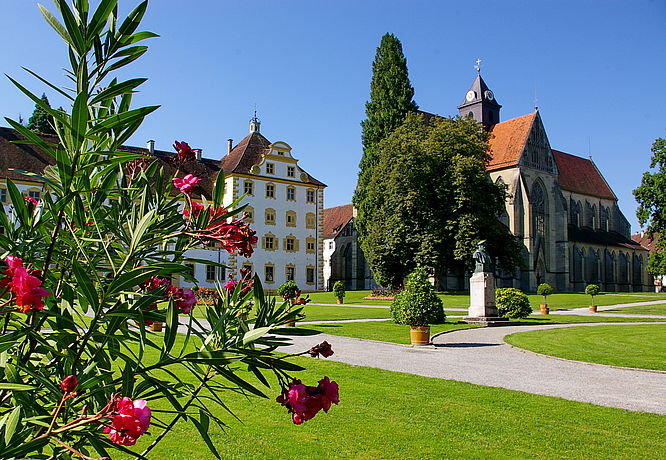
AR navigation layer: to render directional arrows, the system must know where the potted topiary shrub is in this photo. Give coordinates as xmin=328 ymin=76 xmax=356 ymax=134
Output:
xmin=390 ymin=267 xmax=445 ymax=345
xmin=585 ymin=284 xmax=600 ymax=312
xmin=536 ymin=283 xmax=553 ymax=314
xmin=277 ymin=280 xmax=300 ymax=305
xmin=495 ymin=288 xmax=532 ymax=319
xmin=333 ymin=281 xmax=346 ymax=304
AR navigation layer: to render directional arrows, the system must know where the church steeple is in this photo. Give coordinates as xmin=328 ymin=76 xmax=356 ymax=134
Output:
xmin=458 ymin=70 xmax=501 ymax=128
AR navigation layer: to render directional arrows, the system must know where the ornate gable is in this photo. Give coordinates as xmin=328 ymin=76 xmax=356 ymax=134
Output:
xmin=519 ymin=111 xmax=557 ymax=174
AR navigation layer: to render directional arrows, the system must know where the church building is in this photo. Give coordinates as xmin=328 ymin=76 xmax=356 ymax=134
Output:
xmin=324 ymin=73 xmax=651 ymax=292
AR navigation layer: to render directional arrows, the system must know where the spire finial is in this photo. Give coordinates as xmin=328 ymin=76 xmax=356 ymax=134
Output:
xmin=474 ymin=58 xmax=482 ymax=74
xmin=249 ymin=106 xmax=261 ymax=133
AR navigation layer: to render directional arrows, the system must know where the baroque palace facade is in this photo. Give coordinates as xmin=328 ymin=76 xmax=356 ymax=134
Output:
xmin=325 ymin=74 xmax=651 ymax=292
xmin=0 ymin=117 xmax=326 ymax=291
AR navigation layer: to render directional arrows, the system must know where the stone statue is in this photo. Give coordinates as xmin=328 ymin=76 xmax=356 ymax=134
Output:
xmin=473 ymin=240 xmax=492 ymax=273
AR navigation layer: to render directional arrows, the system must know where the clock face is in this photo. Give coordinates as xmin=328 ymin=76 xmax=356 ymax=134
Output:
xmin=466 ymin=90 xmax=476 ymax=102
xmin=485 ymin=90 xmax=494 ymax=101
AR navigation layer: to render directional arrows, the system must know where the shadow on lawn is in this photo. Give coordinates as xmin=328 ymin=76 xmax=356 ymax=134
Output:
xmin=435 ymin=342 xmax=501 ymax=348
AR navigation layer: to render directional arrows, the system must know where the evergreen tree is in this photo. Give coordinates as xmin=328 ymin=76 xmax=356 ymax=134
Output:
xmin=634 ymin=137 xmax=666 ymax=276
xmin=359 ymin=113 xmax=523 ymax=287
xmin=354 ymin=33 xmax=418 ymax=236
xmin=27 ymin=93 xmax=56 ymax=134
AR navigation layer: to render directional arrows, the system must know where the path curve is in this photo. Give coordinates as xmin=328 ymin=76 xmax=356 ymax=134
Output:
xmin=281 ymin=322 xmax=666 ymax=415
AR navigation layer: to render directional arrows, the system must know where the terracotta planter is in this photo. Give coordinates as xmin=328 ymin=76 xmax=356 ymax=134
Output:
xmin=409 ymin=326 xmax=431 ymax=346
xmin=589 ymin=305 xmax=597 ymax=312
xmin=539 ymin=303 xmax=550 ymax=315
xmin=149 ymin=322 xmax=163 ymax=332
xmin=336 ymin=298 xmax=343 ymax=304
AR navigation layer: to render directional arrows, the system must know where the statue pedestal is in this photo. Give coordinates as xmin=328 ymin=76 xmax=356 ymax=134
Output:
xmin=464 ymin=271 xmax=511 ymax=326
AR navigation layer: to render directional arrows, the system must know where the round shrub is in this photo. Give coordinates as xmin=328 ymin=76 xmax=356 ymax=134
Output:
xmin=495 ymin=288 xmax=532 ymax=319
xmin=536 ymin=283 xmax=553 ymax=302
xmin=390 ymin=267 xmax=445 ymax=327
xmin=332 ymin=281 xmax=346 ymax=299
xmin=277 ymin=280 xmax=299 ymax=300
xmin=585 ymin=284 xmax=600 ymax=302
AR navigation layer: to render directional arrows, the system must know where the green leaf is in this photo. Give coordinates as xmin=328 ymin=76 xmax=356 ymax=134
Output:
xmin=38 ymin=4 xmax=75 ymax=49
xmin=162 ymin=299 xmax=178 ymax=359
xmin=192 ymin=410 xmax=221 ymax=459
xmin=0 ymin=383 xmax=36 ymax=391
xmin=212 ymin=170 xmax=225 ymax=207
xmin=88 ymin=0 xmax=117 ymax=38
xmin=55 ymin=0 xmax=86 ymax=54
xmin=4 ymin=119 xmax=57 ymax=158
xmin=21 ymin=66 xmax=74 ymax=101
xmin=71 ymin=91 xmax=89 ymax=144
xmin=88 ymin=105 xmax=159 ymax=134
xmin=90 ymin=78 xmax=147 ymax=105
xmin=5 ymin=179 xmax=29 ymax=225
xmin=242 ymin=326 xmax=271 ymax=345
xmin=107 ymin=265 xmax=159 ymax=294
xmin=72 ymin=261 xmax=99 ymax=310
xmin=129 ymin=208 xmax=156 ymax=254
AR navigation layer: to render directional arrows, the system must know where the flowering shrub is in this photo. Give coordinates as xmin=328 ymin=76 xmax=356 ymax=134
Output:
xmin=0 ymin=1 xmax=337 ymax=457
xmin=390 ymin=267 xmax=445 ymax=327
xmin=495 ymin=288 xmax=532 ymax=319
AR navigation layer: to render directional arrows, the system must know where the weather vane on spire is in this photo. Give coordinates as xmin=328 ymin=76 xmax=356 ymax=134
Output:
xmin=474 ymin=58 xmax=482 ymax=74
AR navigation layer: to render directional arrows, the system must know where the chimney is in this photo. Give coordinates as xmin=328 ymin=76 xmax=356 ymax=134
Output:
xmin=227 ymin=139 xmax=233 ymax=153
xmin=147 ymin=139 xmax=155 ymax=154
xmin=195 ymin=149 xmax=202 ymax=161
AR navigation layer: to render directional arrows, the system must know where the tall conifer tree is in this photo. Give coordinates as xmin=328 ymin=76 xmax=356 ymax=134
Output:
xmin=27 ymin=93 xmax=56 ymax=135
xmin=354 ymin=33 xmax=418 ymax=237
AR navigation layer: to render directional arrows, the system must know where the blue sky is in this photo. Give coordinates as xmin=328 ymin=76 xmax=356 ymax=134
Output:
xmin=2 ymin=0 xmax=665 ymax=232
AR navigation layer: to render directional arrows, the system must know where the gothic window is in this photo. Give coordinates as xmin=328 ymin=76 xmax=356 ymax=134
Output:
xmin=532 ymin=182 xmax=546 ymax=243
xmin=619 ymin=253 xmax=628 ymax=283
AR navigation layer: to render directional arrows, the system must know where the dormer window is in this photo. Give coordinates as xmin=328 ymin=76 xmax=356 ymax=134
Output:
xmin=266 ymin=163 xmax=274 ymax=175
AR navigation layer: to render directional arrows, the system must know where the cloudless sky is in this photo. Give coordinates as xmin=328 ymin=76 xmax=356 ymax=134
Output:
xmin=2 ymin=0 xmax=665 ymax=232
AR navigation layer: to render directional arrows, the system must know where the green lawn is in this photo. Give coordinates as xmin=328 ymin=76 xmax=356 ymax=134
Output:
xmin=302 ymin=321 xmax=477 ymax=344
xmin=603 ymin=303 xmax=666 ymax=315
xmin=505 ymin=324 xmax=666 ymax=370
xmin=125 ymin=344 xmax=666 ymax=459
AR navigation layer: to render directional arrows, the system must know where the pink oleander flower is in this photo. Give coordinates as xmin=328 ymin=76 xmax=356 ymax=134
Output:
xmin=9 ymin=264 xmax=51 ymax=313
xmin=183 ymin=201 xmax=204 ymax=218
xmin=173 ymin=174 xmax=200 ymax=194
xmin=223 ymin=279 xmax=238 ymax=291
xmin=308 ymin=341 xmax=334 ymax=358
xmin=173 ymin=140 xmax=196 ymax=162
xmin=60 ymin=375 xmax=78 ymax=393
xmin=140 ymin=276 xmax=171 ymax=292
xmin=173 ymin=288 xmax=196 ymax=314
xmin=277 ymin=377 xmax=339 ymax=425
xmin=1 ymin=255 xmax=23 ymax=288
xmin=104 ymin=397 xmax=151 ymax=446
xmin=23 ymin=196 xmax=39 ymax=206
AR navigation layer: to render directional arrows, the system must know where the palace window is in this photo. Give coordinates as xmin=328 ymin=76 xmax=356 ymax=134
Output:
xmin=265 ymin=265 xmax=274 ymax=283
xmin=244 ymin=206 xmax=254 ymax=223
xmin=306 ymin=237 xmax=316 ymax=254
xmin=242 ymin=263 xmax=253 ymax=275
xmin=306 ymin=213 xmax=316 ymax=229
xmin=286 ymin=210 xmax=297 ymax=227
xmin=266 ymin=183 xmax=275 ymax=198
xmin=306 ymin=267 xmax=315 ymax=284
xmin=244 ymin=180 xmax=254 ymax=196
xmin=287 ymin=166 xmax=295 ymax=177
xmin=265 ymin=208 xmax=276 ymax=225
xmin=306 ymin=189 xmax=315 ymax=203
xmin=0 ymin=188 xmax=6 ymax=203
xmin=263 ymin=233 xmax=277 ymax=251
xmin=28 ymin=190 xmax=41 ymax=200
xmin=286 ymin=186 xmax=296 ymax=201
xmin=185 ymin=263 xmax=195 ymax=279
xmin=206 ymin=265 xmax=216 ymax=282
xmin=285 ymin=236 xmax=298 ymax=252
xmin=286 ymin=265 xmax=295 ymax=281
xmin=266 ymin=163 xmax=275 ymax=174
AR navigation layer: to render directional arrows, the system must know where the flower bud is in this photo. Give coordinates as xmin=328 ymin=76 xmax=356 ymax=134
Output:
xmin=60 ymin=375 xmax=78 ymax=393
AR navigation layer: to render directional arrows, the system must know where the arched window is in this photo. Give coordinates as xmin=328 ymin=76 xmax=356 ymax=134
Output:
xmin=265 ymin=208 xmax=276 ymax=225
xmin=532 ymin=181 xmax=547 ymax=242
xmin=306 ymin=212 xmax=316 ymax=229
xmin=286 ymin=210 xmax=297 ymax=227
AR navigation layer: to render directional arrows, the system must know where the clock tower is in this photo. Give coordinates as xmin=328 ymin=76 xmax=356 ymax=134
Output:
xmin=457 ymin=73 xmax=501 ymax=128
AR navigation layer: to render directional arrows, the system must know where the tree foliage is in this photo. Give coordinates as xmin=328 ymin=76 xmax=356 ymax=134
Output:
xmin=27 ymin=93 xmax=56 ymax=135
xmin=390 ymin=267 xmax=445 ymax=326
xmin=495 ymin=288 xmax=532 ymax=319
xmin=356 ymin=112 xmax=523 ymax=287
xmin=354 ymin=33 xmax=418 ymax=234
xmin=634 ymin=137 xmax=666 ymax=276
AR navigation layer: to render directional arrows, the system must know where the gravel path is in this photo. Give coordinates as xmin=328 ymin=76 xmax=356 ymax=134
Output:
xmin=279 ymin=322 xmax=666 ymax=415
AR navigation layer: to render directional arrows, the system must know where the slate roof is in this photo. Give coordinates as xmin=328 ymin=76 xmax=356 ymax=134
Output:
xmin=487 ymin=112 xmax=536 ymax=171
xmin=323 ymin=204 xmax=353 ymax=239
xmin=568 ymin=224 xmax=645 ymax=250
xmin=552 ymin=149 xmax=616 ymax=200
xmin=220 ymin=131 xmax=326 ymax=187
xmin=631 ymin=232 xmax=658 ymax=251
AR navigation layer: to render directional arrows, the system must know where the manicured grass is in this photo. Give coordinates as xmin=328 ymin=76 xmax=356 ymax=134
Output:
xmin=302 ymin=322 xmax=477 ymax=344
xmin=517 ymin=314 xmax=666 ymax=324
xmin=505 ymin=324 xmax=666 ymax=370
xmin=127 ymin=346 xmax=666 ymax=459
xmin=603 ymin=303 xmax=666 ymax=315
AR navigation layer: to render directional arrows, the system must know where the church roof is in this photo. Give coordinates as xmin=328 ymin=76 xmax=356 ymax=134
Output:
xmin=552 ymin=149 xmax=616 ymax=200
xmin=220 ymin=131 xmax=325 ymax=186
xmin=487 ymin=112 xmax=536 ymax=170
xmin=323 ymin=203 xmax=353 ymax=239
xmin=568 ymin=225 xmax=645 ymax=250
xmin=458 ymin=74 xmax=501 ymax=109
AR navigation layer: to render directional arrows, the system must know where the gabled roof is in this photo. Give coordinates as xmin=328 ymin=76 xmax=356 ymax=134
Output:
xmin=487 ymin=112 xmax=536 ymax=170
xmin=220 ymin=131 xmax=325 ymax=186
xmin=568 ymin=225 xmax=646 ymax=250
xmin=552 ymin=149 xmax=616 ymax=200
xmin=323 ymin=204 xmax=353 ymax=239
xmin=631 ymin=232 xmax=657 ymax=251
xmin=0 ymin=127 xmax=56 ymax=181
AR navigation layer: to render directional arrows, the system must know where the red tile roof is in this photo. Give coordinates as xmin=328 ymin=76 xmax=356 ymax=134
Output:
xmin=552 ymin=149 xmax=616 ymax=200
xmin=220 ymin=132 xmax=325 ymax=186
xmin=487 ymin=112 xmax=536 ymax=171
xmin=0 ymin=127 xmax=56 ymax=181
xmin=323 ymin=204 xmax=353 ymax=239
xmin=631 ymin=232 xmax=658 ymax=251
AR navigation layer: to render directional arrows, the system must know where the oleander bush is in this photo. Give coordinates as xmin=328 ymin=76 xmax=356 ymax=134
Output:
xmin=496 ymin=288 xmax=532 ymax=319
xmin=390 ymin=267 xmax=445 ymax=327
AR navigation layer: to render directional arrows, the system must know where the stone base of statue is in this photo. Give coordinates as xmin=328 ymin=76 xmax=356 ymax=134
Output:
xmin=463 ymin=271 xmax=512 ymax=326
